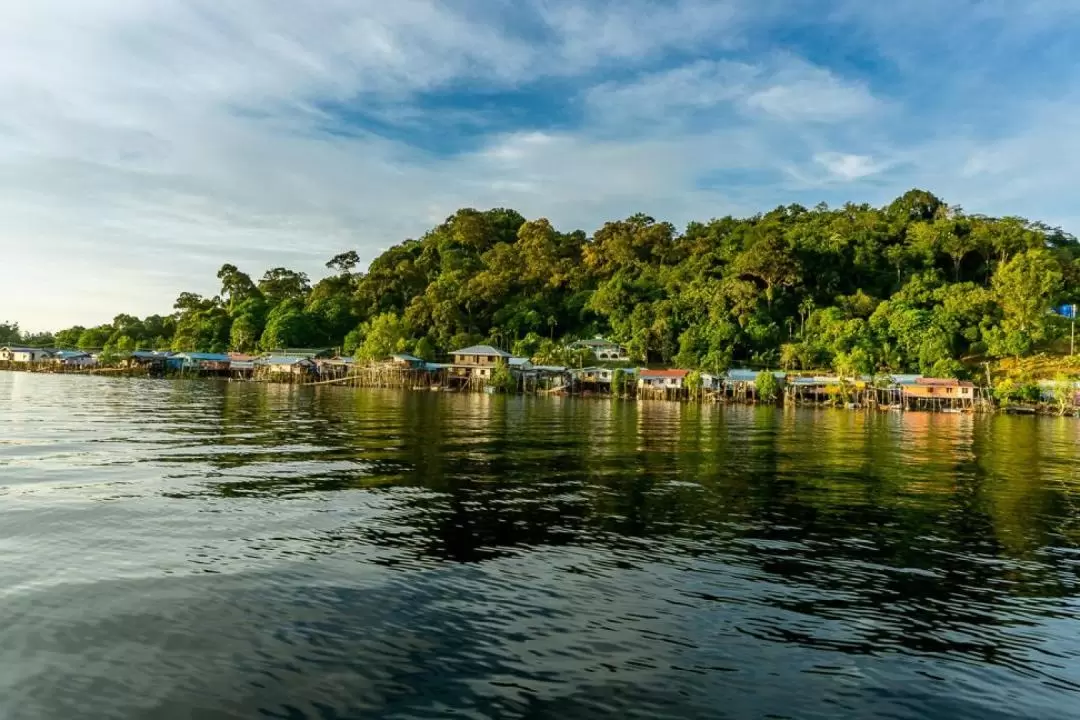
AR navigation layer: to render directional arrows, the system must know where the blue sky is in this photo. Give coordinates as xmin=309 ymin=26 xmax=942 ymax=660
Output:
xmin=3 ymin=0 xmax=1079 ymax=329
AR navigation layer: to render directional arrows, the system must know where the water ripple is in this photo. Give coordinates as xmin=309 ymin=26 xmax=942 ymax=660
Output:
xmin=2 ymin=373 xmax=1080 ymax=718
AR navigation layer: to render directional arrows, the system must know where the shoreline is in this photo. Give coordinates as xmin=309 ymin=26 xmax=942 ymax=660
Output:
xmin=2 ymin=364 xmax=1071 ymax=418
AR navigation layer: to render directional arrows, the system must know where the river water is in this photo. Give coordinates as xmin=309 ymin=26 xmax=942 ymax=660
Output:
xmin=1 ymin=372 xmax=1079 ymax=719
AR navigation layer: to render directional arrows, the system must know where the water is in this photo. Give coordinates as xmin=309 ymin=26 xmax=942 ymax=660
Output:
xmin=2 ymin=372 xmax=1080 ymax=719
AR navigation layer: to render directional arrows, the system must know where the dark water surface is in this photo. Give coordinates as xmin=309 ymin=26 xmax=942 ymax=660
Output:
xmin=2 ymin=372 xmax=1080 ymax=719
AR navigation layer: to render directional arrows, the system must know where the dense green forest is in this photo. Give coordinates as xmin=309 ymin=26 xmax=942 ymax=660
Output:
xmin=4 ymin=189 xmax=1078 ymax=377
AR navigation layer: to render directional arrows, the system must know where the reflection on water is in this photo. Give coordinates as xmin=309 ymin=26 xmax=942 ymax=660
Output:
xmin=2 ymin=371 xmax=1080 ymax=719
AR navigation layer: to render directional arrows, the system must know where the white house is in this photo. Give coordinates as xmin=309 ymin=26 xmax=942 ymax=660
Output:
xmin=638 ymin=369 xmax=690 ymax=389
xmin=568 ymin=338 xmax=630 ymax=362
xmin=0 ymin=346 xmax=52 ymax=363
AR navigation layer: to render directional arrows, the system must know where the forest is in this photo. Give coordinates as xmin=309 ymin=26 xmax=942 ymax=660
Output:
xmin=4 ymin=189 xmax=1078 ymax=379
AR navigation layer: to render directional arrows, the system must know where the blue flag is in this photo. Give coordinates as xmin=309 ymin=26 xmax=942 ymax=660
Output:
xmin=1057 ymin=304 xmax=1077 ymax=319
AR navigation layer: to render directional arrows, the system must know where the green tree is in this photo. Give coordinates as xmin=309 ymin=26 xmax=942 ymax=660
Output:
xmin=987 ymin=248 xmax=1064 ymax=358
xmin=489 ymin=360 xmax=516 ymax=393
xmin=755 ymin=371 xmax=780 ymax=404
xmin=259 ymin=299 xmax=316 ymax=351
xmin=354 ymin=313 xmax=409 ymax=363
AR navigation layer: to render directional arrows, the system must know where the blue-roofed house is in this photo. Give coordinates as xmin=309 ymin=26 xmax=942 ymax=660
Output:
xmin=172 ymin=352 xmax=231 ymax=373
xmin=52 ymin=349 xmax=95 ymax=367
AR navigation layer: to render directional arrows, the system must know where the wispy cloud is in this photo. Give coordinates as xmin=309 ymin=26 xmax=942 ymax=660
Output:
xmin=1 ymin=0 xmax=1079 ymax=328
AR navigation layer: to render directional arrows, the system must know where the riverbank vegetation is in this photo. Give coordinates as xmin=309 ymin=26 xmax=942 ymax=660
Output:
xmin=7 ymin=189 xmax=1080 ymax=382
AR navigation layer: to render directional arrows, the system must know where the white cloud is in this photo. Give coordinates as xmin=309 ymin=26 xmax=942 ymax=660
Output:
xmin=813 ymin=152 xmax=888 ymax=181
xmin=0 ymin=0 xmax=1078 ymax=330
xmin=742 ymin=58 xmax=879 ymax=122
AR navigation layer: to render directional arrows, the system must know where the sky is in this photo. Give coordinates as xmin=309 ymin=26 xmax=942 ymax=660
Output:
xmin=2 ymin=0 xmax=1079 ymax=330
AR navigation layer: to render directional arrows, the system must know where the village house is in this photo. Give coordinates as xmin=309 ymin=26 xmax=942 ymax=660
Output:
xmin=171 ymin=352 xmax=232 ymax=374
xmin=388 ymin=353 xmax=424 ymax=369
xmin=0 ymin=346 xmax=52 ymax=364
xmin=129 ymin=350 xmax=172 ymax=372
xmin=51 ymin=349 xmax=95 ymax=367
xmin=902 ymin=377 xmax=975 ymax=404
xmin=449 ymin=345 xmax=512 ymax=380
xmin=638 ymin=369 xmax=690 ymax=390
xmin=264 ymin=355 xmax=315 ymax=376
xmin=574 ymin=366 xmax=612 ymax=384
xmin=568 ymin=337 xmax=630 ymax=362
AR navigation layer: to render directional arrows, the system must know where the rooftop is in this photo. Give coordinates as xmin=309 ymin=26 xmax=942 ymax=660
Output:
xmin=1 ymin=346 xmax=48 ymax=354
xmin=640 ymin=369 xmax=690 ymax=378
xmin=450 ymin=345 xmax=512 ymax=358
xmin=264 ymin=355 xmax=312 ymax=365
xmin=570 ymin=338 xmax=621 ymax=348
xmin=176 ymin=352 xmax=231 ymax=362
xmin=916 ymin=377 xmax=974 ymax=387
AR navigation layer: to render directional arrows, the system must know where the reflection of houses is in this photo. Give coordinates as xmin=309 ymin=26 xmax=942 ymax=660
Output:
xmin=52 ymin=350 xmax=95 ymax=368
xmin=0 ymin=346 xmax=52 ymax=363
xmin=902 ymin=378 xmax=975 ymax=409
xmin=638 ymin=369 xmax=689 ymax=390
xmin=568 ymin=337 xmax=630 ymax=362
xmin=449 ymin=345 xmax=512 ymax=381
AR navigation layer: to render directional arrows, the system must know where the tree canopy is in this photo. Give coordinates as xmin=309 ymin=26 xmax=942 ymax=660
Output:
xmin=31 ymin=191 xmax=1080 ymax=378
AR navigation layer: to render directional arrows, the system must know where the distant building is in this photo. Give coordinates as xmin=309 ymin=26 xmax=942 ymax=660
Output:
xmin=568 ymin=338 xmax=629 ymax=362
xmin=263 ymin=356 xmax=315 ymax=375
xmin=902 ymin=377 xmax=974 ymax=402
xmin=449 ymin=345 xmax=512 ymax=381
xmin=0 ymin=346 xmax=52 ymax=363
xmin=51 ymin=349 xmax=95 ymax=367
xmin=388 ymin=353 xmax=424 ymax=369
xmin=638 ymin=369 xmax=690 ymax=390
xmin=172 ymin=352 xmax=232 ymax=372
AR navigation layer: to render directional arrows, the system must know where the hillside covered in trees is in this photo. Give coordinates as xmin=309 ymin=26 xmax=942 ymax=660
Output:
xmin=7 ymin=189 xmax=1079 ymax=378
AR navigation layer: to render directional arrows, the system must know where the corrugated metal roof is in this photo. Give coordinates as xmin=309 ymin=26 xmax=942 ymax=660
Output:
xmin=570 ymin=338 xmax=620 ymax=347
xmin=176 ymin=352 xmax=231 ymax=362
xmin=264 ymin=355 xmax=312 ymax=366
xmin=533 ymin=365 xmax=568 ymax=373
xmin=390 ymin=353 xmax=422 ymax=363
xmin=450 ymin=345 xmax=512 ymax=357
xmin=726 ymin=369 xmax=786 ymax=382
xmin=917 ymin=377 xmax=974 ymax=387
xmin=639 ymin=369 xmax=690 ymax=379
xmin=1 ymin=346 xmax=47 ymax=354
